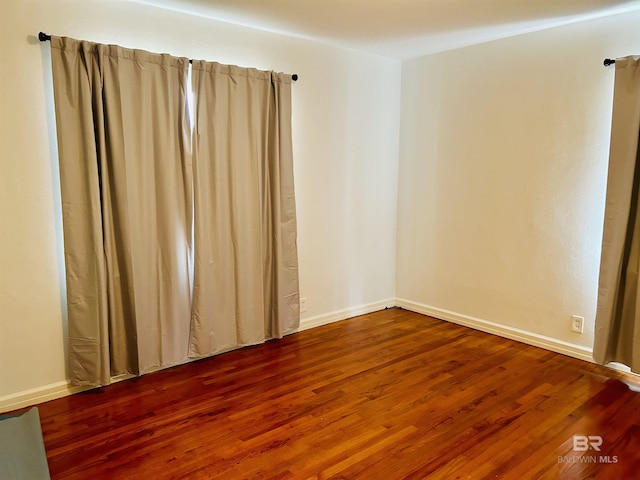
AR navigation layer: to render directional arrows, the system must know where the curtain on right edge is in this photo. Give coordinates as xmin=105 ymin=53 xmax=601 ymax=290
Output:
xmin=188 ymin=61 xmax=300 ymax=358
xmin=594 ymin=56 xmax=640 ymax=373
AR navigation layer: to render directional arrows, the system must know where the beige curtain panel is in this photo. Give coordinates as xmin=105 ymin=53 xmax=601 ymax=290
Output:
xmin=50 ymin=37 xmax=299 ymax=387
xmin=594 ymin=56 xmax=640 ymax=373
xmin=189 ymin=62 xmax=299 ymax=357
xmin=51 ymin=37 xmax=193 ymax=385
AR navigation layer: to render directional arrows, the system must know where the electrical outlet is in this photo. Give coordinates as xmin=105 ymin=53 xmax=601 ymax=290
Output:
xmin=300 ymin=297 xmax=307 ymax=313
xmin=571 ymin=315 xmax=584 ymax=334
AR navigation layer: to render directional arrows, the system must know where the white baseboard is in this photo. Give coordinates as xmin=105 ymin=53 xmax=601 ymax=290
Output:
xmin=0 ymin=381 xmax=90 ymax=414
xmin=2 ymin=297 xmax=597 ymax=413
xmin=297 ymin=298 xmax=396 ymax=332
xmin=0 ymin=373 xmax=139 ymax=413
xmin=395 ymin=298 xmax=594 ymax=363
xmin=0 ymin=298 xmax=395 ymax=413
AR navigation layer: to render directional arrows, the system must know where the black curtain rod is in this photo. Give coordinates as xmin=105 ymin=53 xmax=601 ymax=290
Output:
xmin=604 ymin=58 xmax=616 ymax=66
xmin=38 ymin=32 xmax=298 ymax=81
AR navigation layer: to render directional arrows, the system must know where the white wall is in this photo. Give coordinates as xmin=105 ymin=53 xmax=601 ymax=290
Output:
xmin=396 ymin=11 xmax=640 ymax=356
xmin=0 ymin=0 xmax=400 ymax=407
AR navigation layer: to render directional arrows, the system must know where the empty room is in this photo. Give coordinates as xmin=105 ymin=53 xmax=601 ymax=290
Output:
xmin=2 ymin=0 xmax=640 ymax=478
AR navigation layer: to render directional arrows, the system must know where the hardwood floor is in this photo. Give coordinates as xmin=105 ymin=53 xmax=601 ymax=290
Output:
xmin=33 ymin=308 xmax=640 ymax=479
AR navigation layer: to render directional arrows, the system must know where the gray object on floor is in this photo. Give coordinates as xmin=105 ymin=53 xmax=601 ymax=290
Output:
xmin=0 ymin=407 xmax=51 ymax=479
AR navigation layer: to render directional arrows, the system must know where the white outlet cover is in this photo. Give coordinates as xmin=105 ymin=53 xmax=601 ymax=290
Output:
xmin=571 ymin=315 xmax=584 ymax=333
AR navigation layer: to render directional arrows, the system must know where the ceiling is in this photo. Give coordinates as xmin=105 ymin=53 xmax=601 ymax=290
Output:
xmin=134 ymin=0 xmax=640 ymax=59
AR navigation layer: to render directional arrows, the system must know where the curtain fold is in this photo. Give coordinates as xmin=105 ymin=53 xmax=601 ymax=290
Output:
xmin=594 ymin=56 xmax=640 ymax=373
xmin=189 ymin=62 xmax=300 ymax=358
xmin=51 ymin=37 xmax=193 ymax=385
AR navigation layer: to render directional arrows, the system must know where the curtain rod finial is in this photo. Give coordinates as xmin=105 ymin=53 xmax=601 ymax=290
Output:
xmin=604 ymin=58 xmax=616 ymax=67
xmin=38 ymin=32 xmax=51 ymax=42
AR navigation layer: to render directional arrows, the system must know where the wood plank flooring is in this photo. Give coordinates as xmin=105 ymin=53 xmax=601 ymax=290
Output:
xmin=31 ymin=308 xmax=640 ymax=479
